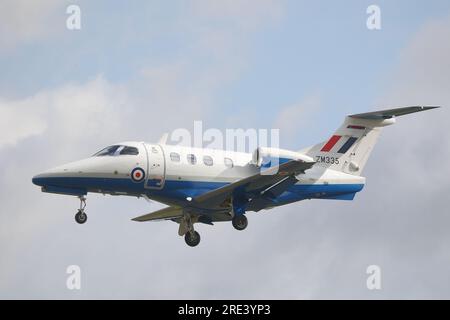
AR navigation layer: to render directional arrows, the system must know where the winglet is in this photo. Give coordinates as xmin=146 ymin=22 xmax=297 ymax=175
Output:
xmin=350 ymin=106 xmax=440 ymax=120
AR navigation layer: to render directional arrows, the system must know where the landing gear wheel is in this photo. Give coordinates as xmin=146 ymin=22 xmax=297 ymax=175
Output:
xmin=75 ymin=210 xmax=87 ymax=224
xmin=75 ymin=196 xmax=87 ymax=224
xmin=185 ymin=231 xmax=201 ymax=247
xmin=232 ymin=215 xmax=248 ymax=231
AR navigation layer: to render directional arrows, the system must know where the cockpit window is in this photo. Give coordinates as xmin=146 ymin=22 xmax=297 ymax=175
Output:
xmin=120 ymin=146 xmax=139 ymax=155
xmin=93 ymin=145 xmax=121 ymax=156
xmin=93 ymin=145 xmax=139 ymax=157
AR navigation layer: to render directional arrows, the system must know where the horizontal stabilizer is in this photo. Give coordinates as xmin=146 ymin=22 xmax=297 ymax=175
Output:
xmin=350 ymin=106 xmax=439 ymax=120
xmin=132 ymin=206 xmax=183 ymax=222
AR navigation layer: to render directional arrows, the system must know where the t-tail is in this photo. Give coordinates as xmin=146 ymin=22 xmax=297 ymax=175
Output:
xmin=301 ymin=106 xmax=439 ymax=176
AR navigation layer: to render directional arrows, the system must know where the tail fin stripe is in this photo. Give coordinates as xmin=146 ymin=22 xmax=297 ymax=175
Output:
xmin=337 ymin=137 xmax=358 ymax=154
xmin=320 ymin=135 xmax=342 ymax=152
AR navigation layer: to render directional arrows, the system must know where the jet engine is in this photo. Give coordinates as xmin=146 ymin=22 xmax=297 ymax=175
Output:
xmin=252 ymin=147 xmax=314 ymax=168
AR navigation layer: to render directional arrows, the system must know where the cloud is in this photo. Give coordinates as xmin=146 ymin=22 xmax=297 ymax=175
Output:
xmin=0 ymin=0 xmax=64 ymax=51
xmin=0 ymin=76 xmax=128 ymax=154
xmin=380 ymin=17 xmax=450 ymax=107
xmin=272 ymin=95 xmax=321 ymax=144
xmin=376 ymin=15 xmax=450 ymax=191
xmin=177 ymin=0 xmax=285 ymax=84
xmin=0 ymin=98 xmax=47 ymax=148
xmin=190 ymin=0 xmax=284 ymax=31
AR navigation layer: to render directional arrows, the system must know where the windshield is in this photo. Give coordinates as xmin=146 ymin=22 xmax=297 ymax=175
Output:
xmin=93 ymin=145 xmax=139 ymax=157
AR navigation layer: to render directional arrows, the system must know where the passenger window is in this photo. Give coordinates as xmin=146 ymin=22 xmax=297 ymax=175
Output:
xmin=187 ymin=154 xmax=197 ymax=165
xmin=170 ymin=152 xmax=180 ymax=162
xmin=203 ymin=155 xmax=213 ymax=166
xmin=120 ymin=146 xmax=139 ymax=155
xmin=224 ymin=157 xmax=234 ymax=168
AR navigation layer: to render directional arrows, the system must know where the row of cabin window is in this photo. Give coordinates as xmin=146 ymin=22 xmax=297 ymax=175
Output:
xmin=169 ymin=152 xmax=233 ymax=168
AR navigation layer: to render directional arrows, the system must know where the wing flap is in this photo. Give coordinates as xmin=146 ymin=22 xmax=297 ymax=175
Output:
xmin=132 ymin=206 xmax=183 ymax=222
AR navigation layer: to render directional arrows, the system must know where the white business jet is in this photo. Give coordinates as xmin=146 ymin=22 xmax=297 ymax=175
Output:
xmin=32 ymin=106 xmax=438 ymax=246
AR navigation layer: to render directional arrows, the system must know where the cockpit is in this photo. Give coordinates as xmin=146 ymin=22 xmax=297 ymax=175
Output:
xmin=93 ymin=145 xmax=139 ymax=157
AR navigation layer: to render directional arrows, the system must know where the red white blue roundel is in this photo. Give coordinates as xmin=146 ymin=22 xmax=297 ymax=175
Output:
xmin=131 ymin=167 xmax=145 ymax=182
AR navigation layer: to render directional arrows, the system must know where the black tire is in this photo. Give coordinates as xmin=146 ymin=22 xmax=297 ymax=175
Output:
xmin=184 ymin=231 xmax=201 ymax=247
xmin=232 ymin=215 xmax=248 ymax=231
xmin=75 ymin=210 xmax=87 ymax=224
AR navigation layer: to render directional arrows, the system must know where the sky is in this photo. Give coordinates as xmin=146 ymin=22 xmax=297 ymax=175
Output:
xmin=0 ymin=0 xmax=449 ymax=299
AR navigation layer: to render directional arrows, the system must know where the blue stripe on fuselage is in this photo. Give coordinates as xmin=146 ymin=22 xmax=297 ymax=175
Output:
xmin=33 ymin=176 xmax=364 ymax=206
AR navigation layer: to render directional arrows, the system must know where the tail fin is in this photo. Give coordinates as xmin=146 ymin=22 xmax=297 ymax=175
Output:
xmin=301 ymin=106 xmax=439 ymax=176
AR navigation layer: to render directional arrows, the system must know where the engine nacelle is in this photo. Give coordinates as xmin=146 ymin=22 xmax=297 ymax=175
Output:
xmin=252 ymin=147 xmax=314 ymax=168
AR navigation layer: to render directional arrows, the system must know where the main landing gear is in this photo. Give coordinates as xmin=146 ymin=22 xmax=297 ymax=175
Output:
xmin=179 ymin=214 xmax=201 ymax=247
xmin=232 ymin=214 xmax=248 ymax=231
xmin=179 ymin=211 xmax=249 ymax=247
xmin=231 ymin=198 xmax=248 ymax=231
xmin=185 ymin=231 xmax=201 ymax=247
xmin=75 ymin=196 xmax=88 ymax=224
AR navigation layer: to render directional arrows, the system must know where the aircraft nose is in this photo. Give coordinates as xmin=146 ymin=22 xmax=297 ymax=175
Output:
xmin=32 ymin=173 xmax=49 ymax=187
xmin=32 ymin=165 xmax=70 ymax=187
xmin=32 ymin=160 xmax=80 ymax=187
xmin=32 ymin=163 xmax=88 ymax=196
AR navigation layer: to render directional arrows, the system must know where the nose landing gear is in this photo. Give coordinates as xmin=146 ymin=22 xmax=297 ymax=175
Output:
xmin=75 ymin=196 xmax=88 ymax=224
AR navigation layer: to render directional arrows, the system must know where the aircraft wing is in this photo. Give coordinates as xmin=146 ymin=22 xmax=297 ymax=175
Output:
xmin=132 ymin=206 xmax=183 ymax=222
xmin=193 ymin=159 xmax=315 ymax=208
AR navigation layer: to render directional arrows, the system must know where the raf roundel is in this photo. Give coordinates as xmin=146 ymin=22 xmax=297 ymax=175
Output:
xmin=131 ymin=167 xmax=145 ymax=183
